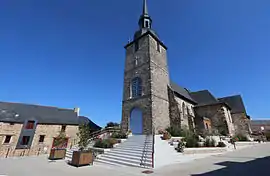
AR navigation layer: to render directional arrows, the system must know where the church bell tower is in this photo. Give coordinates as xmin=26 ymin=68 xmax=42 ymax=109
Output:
xmin=121 ymin=0 xmax=170 ymax=134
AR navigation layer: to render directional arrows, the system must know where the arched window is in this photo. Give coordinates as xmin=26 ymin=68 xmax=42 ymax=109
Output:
xmin=182 ymin=103 xmax=186 ymax=117
xmin=131 ymin=77 xmax=142 ymax=98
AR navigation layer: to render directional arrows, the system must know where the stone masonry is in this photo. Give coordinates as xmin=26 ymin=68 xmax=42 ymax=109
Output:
xmin=121 ymin=33 xmax=170 ymax=134
xmin=232 ymin=113 xmax=252 ymax=135
xmin=0 ymin=122 xmax=78 ymax=158
xmin=194 ymin=104 xmax=235 ymax=136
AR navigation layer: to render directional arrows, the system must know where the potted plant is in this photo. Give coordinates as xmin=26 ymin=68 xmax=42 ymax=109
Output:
xmin=70 ymin=123 xmax=93 ymax=167
xmin=49 ymin=131 xmax=68 ymax=160
xmin=162 ymin=131 xmax=171 ymax=140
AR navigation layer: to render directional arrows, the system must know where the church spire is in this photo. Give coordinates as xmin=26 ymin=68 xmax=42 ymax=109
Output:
xmin=138 ymin=0 xmax=152 ymax=29
xmin=143 ymin=0 xmax=148 ymax=15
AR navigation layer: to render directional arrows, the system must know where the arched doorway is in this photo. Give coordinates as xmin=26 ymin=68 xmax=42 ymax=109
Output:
xmin=130 ymin=108 xmax=143 ymax=135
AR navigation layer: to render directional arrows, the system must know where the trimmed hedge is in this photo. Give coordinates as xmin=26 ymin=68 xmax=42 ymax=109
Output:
xmin=111 ymin=132 xmax=127 ymax=139
xmin=93 ymin=138 xmax=118 ymax=148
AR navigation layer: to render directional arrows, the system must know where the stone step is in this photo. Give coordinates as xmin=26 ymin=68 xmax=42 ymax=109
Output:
xmin=99 ymin=154 xmax=152 ymax=165
xmin=95 ymin=156 xmax=152 ymax=168
xmin=94 ymin=158 xmax=125 ymax=167
xmin=115 ymin=147 xmax=152 ymax=151
xmin=102 ymin=152 xmax=152 ymax=162
xmin=108 ymin=150 xmax=152 ymax=158
xmin=121 ymin=142 xmax=150 ymax=144
xmin=112 ymin=148 xmax=152 ymax=153
xmin=115 ymin=144 xmax=153 ymax=149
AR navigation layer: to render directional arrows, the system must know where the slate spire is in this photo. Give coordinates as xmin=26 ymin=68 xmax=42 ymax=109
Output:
xmin=143 ymin=0 xmax=148 ymax=16
xmin=138 ymin=0 xmax=152 ymax=29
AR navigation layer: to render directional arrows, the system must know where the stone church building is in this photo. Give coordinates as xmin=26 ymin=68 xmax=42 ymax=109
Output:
xmin=121 ymin=0 xmax=251 ymax=136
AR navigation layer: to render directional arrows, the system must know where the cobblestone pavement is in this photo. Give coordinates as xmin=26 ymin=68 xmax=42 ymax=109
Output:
xmin=0 ymin=143 xmax=268 ymax=176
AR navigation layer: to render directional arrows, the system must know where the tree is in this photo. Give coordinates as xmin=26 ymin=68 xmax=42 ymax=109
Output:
xmin=105 ymin=122 xmax=120 ymax=128
xmin=53 ymin=131 xmax=68 ymax=149
xmin=77 ymin=123 xmax=92 ymax=151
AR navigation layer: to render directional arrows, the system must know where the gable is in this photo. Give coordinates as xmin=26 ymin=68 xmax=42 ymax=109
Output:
xmin=169 ymin=81 xmax=196 ymax=104
xmin=218 ymin=95 xmax=247 ymax=114
xmin=190 ymin=90 xmax=218 ymax=106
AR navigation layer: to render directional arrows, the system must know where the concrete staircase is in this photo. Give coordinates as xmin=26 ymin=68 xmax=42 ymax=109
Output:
xmin=65 ymin=146 xmax=78 ymax=161
xmin=95 ymin=135 xmax=153 ymax=168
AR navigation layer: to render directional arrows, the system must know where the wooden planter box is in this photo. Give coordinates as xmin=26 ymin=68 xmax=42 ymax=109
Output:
xmin=49 ymin=149 xmax=66 ymax=160
xmin=70 ymin=151 xmax=93 ymax=167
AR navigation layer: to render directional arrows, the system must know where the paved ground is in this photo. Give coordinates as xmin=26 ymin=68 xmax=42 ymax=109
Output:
xmin=154 ymin=142 xmax=270 ymax=176
xmin=0 ymin=143 xmax=269 ymax=176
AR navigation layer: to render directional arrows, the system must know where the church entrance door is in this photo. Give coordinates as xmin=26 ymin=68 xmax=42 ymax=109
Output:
xmin=130 ymin=108 xmax=143 ymax=135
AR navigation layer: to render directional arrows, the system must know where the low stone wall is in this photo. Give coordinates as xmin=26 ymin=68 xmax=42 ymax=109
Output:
xmin=235 ymin=141 xmax=259 ymax=147
xmin=183 ymin=147 xmax=227 ymax=154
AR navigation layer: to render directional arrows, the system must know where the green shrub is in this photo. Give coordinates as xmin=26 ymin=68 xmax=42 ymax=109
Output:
xmin=205 ymin=138 xmax=216 ymax=147
xmin=265 ymin=132 xmax=270 ymax=141
xmin=217 ymin=141 xmax=226 ymax=147
xmin=166 ymin=126 xmax=193 ymax=137
xmin=184 ymin=135 xmax=199 ymax=148
xmin=105 ymin=122 xmax=120 ymax=128
xmin=111 ymin=132 xmax=127 ymax=139
xmin=234 ymin=134 xmax=248 ymax=141
xmin=93 ymin=138 xmax=118 ymax=148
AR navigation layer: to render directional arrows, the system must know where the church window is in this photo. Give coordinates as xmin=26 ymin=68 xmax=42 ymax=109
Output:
xmin=134 ymin=56 xmax=139 ymax=66
xmin=182 ymin=103 xmax=186 ymax=117
xmin=131 ymin=77 xmax=142 ymax=98
xmin=135 ymin=41 xmax=139 ymax=52
xmin=157 ymin=41 xmax=161 ymax=52
xmin=205 ymin=123 xmax=209 ymax=130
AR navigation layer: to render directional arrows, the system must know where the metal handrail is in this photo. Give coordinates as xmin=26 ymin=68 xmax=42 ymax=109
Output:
xmin=140 ymin=135 xmax=148 ymax=167
xmin=89 ymin=127 xmax=120 ymax=139
xmin=152 ymin=128 xmax=155 ymax=168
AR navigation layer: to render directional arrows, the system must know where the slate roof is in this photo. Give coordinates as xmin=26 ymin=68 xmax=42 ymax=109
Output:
xmin=218 ymin=95 xmax=247 ymax=114
xmin=189 ymin=90 xmax=219 ymax=106
xmin=0 ymin=101 xmax=98 ymax=126
xmin=169 ymin=81 xmax=196 ymax=104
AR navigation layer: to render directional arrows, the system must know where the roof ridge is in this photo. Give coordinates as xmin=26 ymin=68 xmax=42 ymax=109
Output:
xmin=218 ymin=94 xmax=241 ymax=99
xmin=0 ymin=101 xmax=74 ymax=111
xmin=190 ymin=89 xmax=209 ymax=93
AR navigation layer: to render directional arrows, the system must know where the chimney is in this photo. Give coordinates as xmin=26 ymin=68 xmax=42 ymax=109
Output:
xmin=74 ymin=107 xmax=80 ymax=116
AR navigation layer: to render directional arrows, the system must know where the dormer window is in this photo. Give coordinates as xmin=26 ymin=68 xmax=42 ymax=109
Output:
xmin=25 ymin=121 xmax=35 ymax=129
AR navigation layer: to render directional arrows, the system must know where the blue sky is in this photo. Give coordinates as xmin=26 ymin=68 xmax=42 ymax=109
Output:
xmin=0 ymin=0 xmax=269 ymax=127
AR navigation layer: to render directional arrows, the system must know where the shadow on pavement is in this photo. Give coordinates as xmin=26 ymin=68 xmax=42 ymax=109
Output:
xmin=192 ymin=156 xmax=270 ymax=175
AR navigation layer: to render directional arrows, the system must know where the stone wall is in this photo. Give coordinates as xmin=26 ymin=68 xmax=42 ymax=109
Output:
xmin=121 ymin=34 xmax=171 ymax=134
xmin=0 ymin=122 xmax=78 ymax=158
xmin=174 ymin=96 xmax=195 ymax=130
xmin=194 ymin=104 xmax=235 ymax=136
xmin=232 ymin=113 xmax=251 ymax=135
xmin=0 ymin=122 xmax=23 ymax=157
xmin=167 ymin=87 xmax=181 ymax=129
xmin=121 ymin=96 xmax=152 ymax=134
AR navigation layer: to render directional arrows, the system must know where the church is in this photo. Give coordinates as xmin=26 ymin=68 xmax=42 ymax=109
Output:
xmin=121 ymin=0 xmax=251 ymax=137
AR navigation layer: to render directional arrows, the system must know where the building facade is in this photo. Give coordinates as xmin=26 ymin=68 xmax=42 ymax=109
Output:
xmin=0 ymin=102 xmax=100 ymax=158
xmin=121 ymin=0 xmax=250 ymax=136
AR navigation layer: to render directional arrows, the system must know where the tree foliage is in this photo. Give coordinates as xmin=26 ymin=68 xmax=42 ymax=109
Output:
xmin=105 ymin=122 xmax=120 ymax=128
xmin=77 ymin=123 xmax=92 ymax=151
